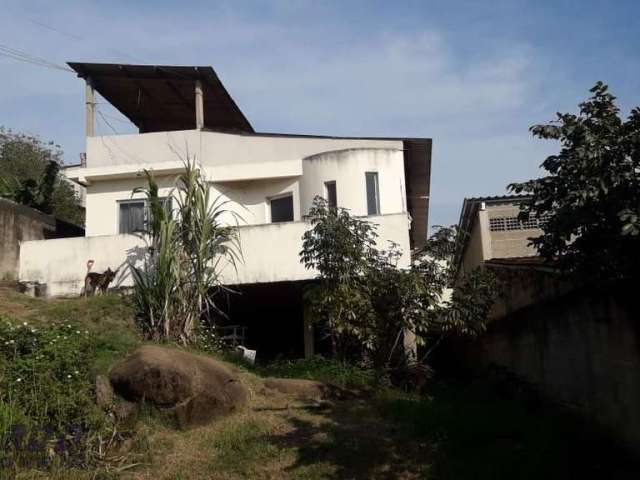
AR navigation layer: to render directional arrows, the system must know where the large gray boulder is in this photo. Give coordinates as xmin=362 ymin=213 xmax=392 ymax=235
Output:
xmin=109 ymin=345 xmax=247 ymax=428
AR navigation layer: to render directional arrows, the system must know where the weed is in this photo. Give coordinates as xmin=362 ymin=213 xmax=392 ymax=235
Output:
xmin=207 ymin=416 xmax=283 ymax=476
xmin=0 ymin=314 xmax=135 ymax=471
xmin=256 ymin=356 xmax=376 ymax=390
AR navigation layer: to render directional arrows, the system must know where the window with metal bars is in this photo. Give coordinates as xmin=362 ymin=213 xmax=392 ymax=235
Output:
xmin=489 ymin=215 xmax=546 ymax=231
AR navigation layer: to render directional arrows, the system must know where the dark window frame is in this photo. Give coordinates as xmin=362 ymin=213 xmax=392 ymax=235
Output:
xmin=324 ymin=181 xmax=337 ymax=209
xmin=118 ymin=197 xmax=172 ymax=234
xmin=268 ymin=192 xmax=294 ymax=223
xmin=365 ymin=171 xmax=380 ymax=215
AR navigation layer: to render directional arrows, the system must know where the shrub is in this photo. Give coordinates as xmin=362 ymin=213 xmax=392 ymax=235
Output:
xmin=0 ymin=316 xmax=108 ymax=470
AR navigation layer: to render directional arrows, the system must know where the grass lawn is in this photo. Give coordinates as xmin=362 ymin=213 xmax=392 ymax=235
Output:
xmin=0 ymin=286 xmax=637 ymax=479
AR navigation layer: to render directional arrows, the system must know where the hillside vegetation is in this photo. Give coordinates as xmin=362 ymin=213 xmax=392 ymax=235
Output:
xmin=0 ymin=287 xmax=636 ymax=479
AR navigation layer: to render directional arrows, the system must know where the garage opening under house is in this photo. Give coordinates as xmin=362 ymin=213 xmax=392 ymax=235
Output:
xmin=18 ymin=62 xmax=432 ymax=359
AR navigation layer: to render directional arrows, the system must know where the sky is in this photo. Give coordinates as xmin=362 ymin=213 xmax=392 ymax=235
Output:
xmin=1 ymin=0 xmax=639 ymax=227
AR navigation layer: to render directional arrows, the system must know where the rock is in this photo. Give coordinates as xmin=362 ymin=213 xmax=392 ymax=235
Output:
xmin=109 ymin=345 xmax=248 ymax=428
xmin=95 ymin=375 xmax=114 ymax=410
xmin=264 ymin=378 xmax=357 ymax=401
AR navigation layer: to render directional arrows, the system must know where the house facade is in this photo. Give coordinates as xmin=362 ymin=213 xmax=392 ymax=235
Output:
xmin=18 ymin=62 xmax=431 ymax=357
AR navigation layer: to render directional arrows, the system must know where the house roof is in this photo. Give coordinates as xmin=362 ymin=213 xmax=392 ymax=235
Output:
xmin=68 ymin=62 xmax=254 ymax=134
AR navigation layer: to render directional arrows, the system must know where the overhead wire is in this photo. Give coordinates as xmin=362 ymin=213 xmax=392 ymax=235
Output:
xmin=0 ymin=43 xmax=74 ymax=72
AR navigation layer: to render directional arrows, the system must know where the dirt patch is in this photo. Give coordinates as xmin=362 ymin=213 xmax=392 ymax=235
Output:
xmin=263 ymin=377 xmax=361 ymax=401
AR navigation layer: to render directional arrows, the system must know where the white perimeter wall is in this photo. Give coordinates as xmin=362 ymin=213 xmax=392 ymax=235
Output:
xmin=19 ymin=213 xmax=411 ymax=297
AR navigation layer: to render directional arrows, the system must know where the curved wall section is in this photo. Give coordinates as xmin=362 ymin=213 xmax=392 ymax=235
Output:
xmin=300 ymin=148 xmax=406 ymax=217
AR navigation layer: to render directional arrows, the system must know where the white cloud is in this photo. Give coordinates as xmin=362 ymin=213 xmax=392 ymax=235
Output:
xmin=0 ymin=1 xmax=548 ymax=225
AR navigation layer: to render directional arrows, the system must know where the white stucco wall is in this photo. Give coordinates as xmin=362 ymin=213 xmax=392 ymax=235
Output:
xmin=85 ymin=130 xmax=403 ymax=169
xmin=300 ymin=148 xmax=406 ymax=217
xmin=19 ymin=213 xmax=411 ymax=297
xmin=19 ymin=234 xmax=144 ymax=297
xmin=85 ymin=175 xmax=178 ymax=236
xmin=77 ymin=130 xmax=408 ymax=237
xmin=85 ymin=173 xmax=302 ymax=236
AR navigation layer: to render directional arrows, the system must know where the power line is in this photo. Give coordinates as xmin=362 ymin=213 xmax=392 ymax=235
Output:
xmin=29 ymin=19 xmax=82 ymax=41
xmin=0 ymin=43 xmax=74 ymax=72
xmin=96 ymin=109 xmax=120 ymax=135
xmin=28 ymin=17 xmax=148 ymax=64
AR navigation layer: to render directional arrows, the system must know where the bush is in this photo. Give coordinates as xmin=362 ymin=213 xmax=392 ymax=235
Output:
xmin=0 ymin=316 xmax=108 ymax=470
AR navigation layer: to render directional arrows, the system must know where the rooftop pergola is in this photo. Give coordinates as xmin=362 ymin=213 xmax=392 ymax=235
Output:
xmin=68 ymin=62 xmax=254 ymax=135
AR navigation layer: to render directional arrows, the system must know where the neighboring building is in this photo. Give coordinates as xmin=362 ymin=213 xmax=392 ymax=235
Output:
xmin=0 ymin=198 xmax=83 ymax=282
xmin=454 ymin=195 xmax=543 ymax=277
xmin=18 ymin=62 xmax=432 ymax=357
xmin=452 ymin=195 xmax=562 ymax=320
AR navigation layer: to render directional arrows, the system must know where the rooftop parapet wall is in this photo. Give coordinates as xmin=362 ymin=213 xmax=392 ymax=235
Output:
xmin=82 ymin=130 xmax=403 ymax=170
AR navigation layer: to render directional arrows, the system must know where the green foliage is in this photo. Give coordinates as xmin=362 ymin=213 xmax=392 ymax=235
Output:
xmin=300 ymin=198 xmax=496 ymax=371
xmin=509 ymin=82 xmax=640 ymax=280
xmin=257 ymin=356 xmax=376 ymax=390
xmin=363 ymin=245 xmax=444 ymax=369
xmin=301 ymin=196 xmax=377 ymax=357
xmin=0 ymin=127 xmax=84 ymax=225
xmin=130 ymin=159 xmax=241 ymax=344
xmin=443 ymin=267 xmax=497 ymax=336
xmin=0 ymin=316 xmax=108 ymax=469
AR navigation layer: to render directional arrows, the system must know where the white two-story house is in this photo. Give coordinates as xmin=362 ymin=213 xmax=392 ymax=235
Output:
xmin=19 ymin=62 xmax=432 ymax=357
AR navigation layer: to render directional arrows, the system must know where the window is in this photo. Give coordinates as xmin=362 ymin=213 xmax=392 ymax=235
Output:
xmin=324 ymin=181 xmax=337 ymax=208
xmin=119 ymin=200 xmax=145 ymax=234
xmin=365 ymin=172 xmax=380 ymax=215
xmin=270 ymin=193 xmax=294 ymax=223
xmin=119 ymin=197 xmax=172 ymax=234
xmin=489 ymin=215 xmax=547 ymax=232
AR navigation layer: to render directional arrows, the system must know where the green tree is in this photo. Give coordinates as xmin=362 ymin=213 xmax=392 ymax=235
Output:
xmin=0 ymin=127 xmax=84 ymax=225
xmin=300 ymin=196 xmax=377 ymax=357
xmin=363 ymin=243 xmax=445 ymax=371
xmin=300 ymin=197 xmax=496 ymax=370
xmin=130 ymin=159 xmax=240 ymax=344
xmin=509 ymin=82 xmax=640 ymax=280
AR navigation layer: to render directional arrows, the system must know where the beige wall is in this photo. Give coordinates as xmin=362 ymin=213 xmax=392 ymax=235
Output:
xmin=487 ymin=203 xmax=541 ymax=259
xmin=19 ymin=213 xmax=411 ymax=297
xmin=460 ymin=214 xmax=485 ymax=275
xmin=460 ymin=201 xmax=542 ymax=274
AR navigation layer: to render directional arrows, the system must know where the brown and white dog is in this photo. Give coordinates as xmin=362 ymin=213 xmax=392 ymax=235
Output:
xmin=83 ymin=260 xmax=118 ymax=296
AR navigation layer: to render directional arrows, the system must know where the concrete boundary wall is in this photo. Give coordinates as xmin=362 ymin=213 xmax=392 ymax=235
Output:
xmin=1 ymin=198 xmax=56 ymax=280
xmin=463 ymin=281 xmax=640 ymax=453
xmin=19 ymin=213 xmax=411 ymax=297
